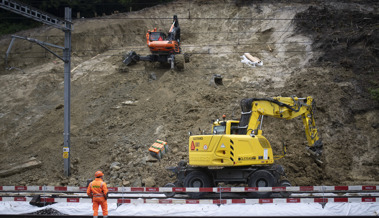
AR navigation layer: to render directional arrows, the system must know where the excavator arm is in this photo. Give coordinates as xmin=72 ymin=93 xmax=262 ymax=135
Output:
xmin=239 ymin=96 xmax=322 ymax=156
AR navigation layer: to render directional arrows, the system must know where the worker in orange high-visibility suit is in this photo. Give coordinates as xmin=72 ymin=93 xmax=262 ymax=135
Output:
xmin=87 ymin=171 xmax=109 ymax=218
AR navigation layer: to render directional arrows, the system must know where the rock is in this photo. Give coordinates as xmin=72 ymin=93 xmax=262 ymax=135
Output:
xmin=122 ymin=180 xmax=130 ymax=186
xmin=171 ymin=147 xmax=179 ymax=153
xmin=69 ymin=177 xmax=77 ymax=185
xmin=111 ymin=171 xmax=119 ymax=180
xmin=154 ymin=125 xmax=163 ymax=135
xmin=146 ymin=155 xmax=158 ymax=163
xmin=126 ymin=161 xmax=133 ymax=168
xmin=119 ymin=173 xmax=126 ymax=179
xmin=115 ymin=178 xmax=122 ymax=186
xmin=37 ymin=178 xmax=47 ymax=184
xmin=132 ymin=178 xmax=142 ymax=187
xmin=150 ymin=72 xmax=157 ymax=80
xmin=110 ymin=162 xmax=121 ymax=170
xmin=112 ymin=165 xmax=121 ymax=171
xmin=140 ymin=157 xmax=147 ymax=165
xmin=55 ymin=104 xmax=64 ymax=110
xmin=142 ymin=177 xmax=156 ymax=187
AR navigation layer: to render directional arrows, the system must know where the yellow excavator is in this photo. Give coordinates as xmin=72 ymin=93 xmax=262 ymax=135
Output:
xmin=165 ymin=96 xmax=322 ymax=198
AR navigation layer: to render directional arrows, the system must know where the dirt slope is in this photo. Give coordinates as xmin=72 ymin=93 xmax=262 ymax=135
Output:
xmin=0 ymin=0 xmax=378 ymax=187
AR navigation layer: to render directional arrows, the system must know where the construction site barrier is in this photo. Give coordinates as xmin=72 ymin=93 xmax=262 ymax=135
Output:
xmin=1 ymin=185 xmax=378 ymax=205
xmin=0 ymin=196 xmax=377 ymax=204
xmin=0 ymin=185 xmax=377 ymax=193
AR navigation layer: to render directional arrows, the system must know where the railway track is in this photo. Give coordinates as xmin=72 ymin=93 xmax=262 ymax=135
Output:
xmin=0 ymin=185 xmax=378 ymax=218
xmin=1 ymin=191 xmax=378 ymax=199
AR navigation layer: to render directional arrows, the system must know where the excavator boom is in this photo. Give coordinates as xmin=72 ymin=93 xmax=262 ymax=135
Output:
xmin=239 ymin=96 xmax=322 ymax=156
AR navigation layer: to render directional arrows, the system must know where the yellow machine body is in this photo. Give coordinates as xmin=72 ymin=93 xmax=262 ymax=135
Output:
xmin=189 ymin=134 xmax=274 ymax=166
xmin=188 ymin=96 xmax=322 ymax=167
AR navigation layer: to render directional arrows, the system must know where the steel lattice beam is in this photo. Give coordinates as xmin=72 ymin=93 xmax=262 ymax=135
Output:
xmin=0 ymin=0 xmax=71 ymax=31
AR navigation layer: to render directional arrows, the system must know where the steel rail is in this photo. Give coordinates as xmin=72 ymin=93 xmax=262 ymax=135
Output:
xmin=1 ymin=191 xmax=379 ymax=198
xmin=0 ymin=191 xmax=378 ymax=201
xmin=1 ymin=195 xmax=377 ymax=206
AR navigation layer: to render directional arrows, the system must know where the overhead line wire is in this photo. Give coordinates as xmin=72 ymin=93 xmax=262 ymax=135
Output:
xmin=17 ymin=31 xmax=314 ymax=38
xmin=7 ymin=50 xmax=321 ymax=58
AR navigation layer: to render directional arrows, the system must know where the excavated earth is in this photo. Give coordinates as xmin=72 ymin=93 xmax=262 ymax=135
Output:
xmin=0 ymin=0 xmax=378 ymax=188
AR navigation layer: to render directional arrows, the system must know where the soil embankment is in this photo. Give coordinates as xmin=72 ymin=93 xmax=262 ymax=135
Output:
xmin=0 ymin=0 xmax=378 ymax=187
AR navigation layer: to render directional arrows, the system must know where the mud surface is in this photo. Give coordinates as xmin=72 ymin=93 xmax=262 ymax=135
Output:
xmin=0 ymin=0 xmax=378 ymax=187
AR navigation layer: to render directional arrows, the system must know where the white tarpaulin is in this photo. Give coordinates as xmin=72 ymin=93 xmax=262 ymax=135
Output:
xmin=1 ymin=202 xmax=379 ymax=216
xmin=241 ymin=54 xmax=263 ymax=67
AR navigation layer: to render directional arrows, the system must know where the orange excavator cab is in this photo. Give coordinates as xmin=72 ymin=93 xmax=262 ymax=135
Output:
xmin=149 ymin=32 xmax=166 ymax=41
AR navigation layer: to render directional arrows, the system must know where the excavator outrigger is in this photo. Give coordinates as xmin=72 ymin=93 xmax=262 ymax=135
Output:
xmin=123 ymin=15 xmax=184 ymax=69
xmin=165 ymin=96 xmax=323 ymax=198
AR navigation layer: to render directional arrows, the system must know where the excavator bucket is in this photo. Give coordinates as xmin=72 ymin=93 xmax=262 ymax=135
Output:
xmin=123 ymin=51 xmax=139 ymax=65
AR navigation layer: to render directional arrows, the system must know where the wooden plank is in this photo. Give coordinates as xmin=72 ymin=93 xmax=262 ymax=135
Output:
xmin=0 ymin=158 xmax=42 ymax=177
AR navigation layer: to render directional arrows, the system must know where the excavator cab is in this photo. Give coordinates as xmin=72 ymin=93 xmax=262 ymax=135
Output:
xmin=212 ymin=119 xmax=240 ymax=135
xmin=149 ymin=32 xmax=166 ymax=41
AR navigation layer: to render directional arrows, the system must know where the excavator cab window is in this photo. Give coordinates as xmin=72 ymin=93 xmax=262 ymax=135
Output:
xmin=213 ymin=125 xmax=226 ymax=134
xmin=150 ymin=32 xmax=166 ymax=41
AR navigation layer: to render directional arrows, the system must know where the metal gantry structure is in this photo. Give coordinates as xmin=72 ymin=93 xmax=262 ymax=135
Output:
xmin=0 ymin=0 xmax=73 ymax=177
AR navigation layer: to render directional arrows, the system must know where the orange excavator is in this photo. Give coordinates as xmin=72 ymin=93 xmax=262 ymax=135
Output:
xmin=123 ymin=15 xmax=184 ymax=69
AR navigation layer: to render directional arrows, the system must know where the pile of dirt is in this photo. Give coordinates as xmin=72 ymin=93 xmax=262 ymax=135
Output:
xmin=28 ymin=208 xmax=66 ymax=215
xmin=0 ymin=0 xmax=378 ymax=188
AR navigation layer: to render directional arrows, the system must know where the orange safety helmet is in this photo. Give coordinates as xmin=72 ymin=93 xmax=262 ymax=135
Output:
xmin=95 ymin=171 xmax=104 ymax=178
